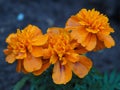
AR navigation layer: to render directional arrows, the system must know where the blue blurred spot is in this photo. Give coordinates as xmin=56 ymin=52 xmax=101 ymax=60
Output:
xmin=17 ymin=13 xmax=24 ymax=21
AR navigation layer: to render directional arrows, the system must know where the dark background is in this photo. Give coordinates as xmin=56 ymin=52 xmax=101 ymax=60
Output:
xmin=0 ymin=0 xmax=120 ymax=90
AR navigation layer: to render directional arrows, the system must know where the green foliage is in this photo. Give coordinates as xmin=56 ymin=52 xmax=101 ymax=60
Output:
xmin=13 ymin=76 xmax=29 ymax=90
xmin=102 ymin=70 xmax=120 ymax=90
xmin=13 ymin=67 xmax=120 ymax=90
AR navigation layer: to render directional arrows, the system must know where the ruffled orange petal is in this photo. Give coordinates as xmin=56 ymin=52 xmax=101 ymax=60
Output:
xmin=16 ymin=60 xmax=22 ymax=72
xmin=6 ymin=33 xmax=16 ymax=43
xmin=100 ymin=26 xmax=114 ymax=35
xmin=70 ymin=40 xmax=88 ymax=54
xmin=93 ymin=40 xmax=105 ymax=51
xmin=47 ymin=27 xmax=63 ymax=34
xmin=70 ymin=55 xmax=92 ymax=78
xmin=82 ymin=33 xmax=96 ymax=51
xmin=31 ymin=25 xmax=42 ymax=35
xmin=30 ymin=46 xmax=43 ymax=57
xmin=97 ymin=33 xmax=115 ymax=48
xmin=27 ymin=44 xmax=32 ymax=53
xmin=86 ymin=28 xmax=99 ymax=33
xmin=3 ymin=49 xmax=12 ymax=55
xmin=76 ymin=9 xmax=89 ymax=20
xmin=33 ymin=60 xmax=50 ymax=76
xmin=65 ymin=16 xmax=80 ymax=28
xmin=52 ymin=61 xmax=72 ymax=84
xmin=42 ymin=48 xmax=53 ymax=59
xmin=16 ymin=60 xmax=28 ymax=74
xmin=97 ymin=33 xmax=105 ymax=41
xmin=79 ymin=21 xmax=89 ymax=26
xmin=31 ymin=34 xmax=48 ymax=46
xmin=23 ymin=54 xmax=42 ymax=72
xmin=16 ymin=52 xmax=26 ymax=59
xmin=86 ymin=34 xmax=96 ymax=51
xmin=103 ymin=35 xmax=115 ymax=48
xmin=78 ymin=55 xmax=93 ymax=70
xmin=65 ymin=53 xmax=80 ymax=63
xmin=81 ymin=33 xmax=91 ymax=47
xmin=6 ymin=53 xmax=16 ymax=63
xmin=74 ymin=45 xmax=88 ymax=54
xmin=50 ymin=54 xmax=58 ymax=64
xmin=73 ymin=27 xmax=89 ymax=43
xmin=25 ymin=25 xmax=42 ymax=36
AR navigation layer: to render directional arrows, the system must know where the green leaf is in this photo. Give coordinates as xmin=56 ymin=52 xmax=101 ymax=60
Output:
xmin=13 ymin=76 xmax=29 ymax=90
xmin=38 ymin=85 xmax=47 ymax=90
xmin=74 ymin=84 xmax=83 ymax=90
xmin=115 ymin=73 xmax=120 ymax=84
xmin=115 ymin=83 xmax=120 ymax=89
xmin=109 ymin=70 xmax=116 ymax=84
xmin=103 ymin=72 xmax=108 ymax=84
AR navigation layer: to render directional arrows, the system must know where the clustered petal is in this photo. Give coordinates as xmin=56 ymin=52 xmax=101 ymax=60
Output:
xmin=4 ymin=25 xmax=49 ymax=73
xmin=4 ymin=8 xmax=115 ymax=85
xmin=65 ymin=8 xmax=115 ymax=51
xmin=47 ymin=27 xmax=92 ymax=84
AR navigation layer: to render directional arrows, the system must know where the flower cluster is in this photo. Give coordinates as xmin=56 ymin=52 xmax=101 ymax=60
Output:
xmin=4 ymin=9 xmax=115 ymax=84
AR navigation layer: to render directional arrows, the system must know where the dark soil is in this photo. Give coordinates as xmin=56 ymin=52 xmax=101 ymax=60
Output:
xmin=0 ymin=0 xmax=120 ymax=90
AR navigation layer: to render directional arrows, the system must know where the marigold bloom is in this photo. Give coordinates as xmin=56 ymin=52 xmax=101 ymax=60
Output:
xmin=47 ymin=27 xmax=92 ymax=84
xmin=65 ymin=9 xmax=115 ymax=51
xmin=4 ymin=25 xmax=49 ymax=73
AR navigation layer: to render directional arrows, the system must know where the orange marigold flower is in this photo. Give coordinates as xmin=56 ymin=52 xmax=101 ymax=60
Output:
xmin=3 ymin=24 xmax=49 ymax=73
xmin=65 ymin=8 xmax=115 ymax=51
xmin=47 ymin=27 xmax=92 ymax=84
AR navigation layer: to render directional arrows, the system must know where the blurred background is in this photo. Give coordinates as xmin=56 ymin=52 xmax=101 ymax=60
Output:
xmin=0 ymin=0 xmax=120 ymax=89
